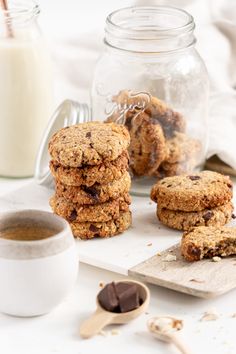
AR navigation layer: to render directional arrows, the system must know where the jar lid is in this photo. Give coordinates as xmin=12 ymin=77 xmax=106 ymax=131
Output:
xmin=34 ymin=100 xmax=90 ymax=188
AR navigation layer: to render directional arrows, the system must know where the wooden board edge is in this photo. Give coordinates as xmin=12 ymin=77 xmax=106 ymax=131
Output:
xmin=128 ymin=243 xmax=235 ymax=299
xmin=128 ymin=268 xmax=225 ymax=299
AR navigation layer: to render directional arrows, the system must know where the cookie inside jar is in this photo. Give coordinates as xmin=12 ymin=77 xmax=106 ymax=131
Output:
xmin=106 ymin=90 xmax=203 ymax=193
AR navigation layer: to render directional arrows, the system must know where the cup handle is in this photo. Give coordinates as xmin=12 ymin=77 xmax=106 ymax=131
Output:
xmin=80 ymin=309 xmax=114 ymax=339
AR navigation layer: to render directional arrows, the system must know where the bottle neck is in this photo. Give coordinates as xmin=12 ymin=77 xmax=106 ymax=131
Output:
xmin=105 ymin=6 xmax=196 ymax=54
xmin=0 ymin=0 xmax=40 ymax=39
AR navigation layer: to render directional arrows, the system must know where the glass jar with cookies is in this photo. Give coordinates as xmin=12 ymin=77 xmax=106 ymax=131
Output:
xmin=91 ymin=6 xmax=209 ymax=196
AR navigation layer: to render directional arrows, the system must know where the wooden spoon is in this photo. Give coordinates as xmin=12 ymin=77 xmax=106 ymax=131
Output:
xmin=147 ymin=316 xmax=193 ymax=354
xmin=80 ymin=279 xmax=150 ymax=339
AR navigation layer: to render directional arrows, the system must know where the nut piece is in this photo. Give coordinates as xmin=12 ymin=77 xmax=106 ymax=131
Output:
xmin=200 ymin=309 xmax=219 ymax=321
xmin=163 ymin=254 xmax=177 ymax=262
xmin=212 ymin=256 xmax=221 ymax=262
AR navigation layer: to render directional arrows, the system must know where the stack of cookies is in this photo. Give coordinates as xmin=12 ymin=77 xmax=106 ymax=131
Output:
xmin=48 ymin=122 xmax=132 ymax=239
xmin=150 ymin=171 xmax=234 ymax=231
xmin=107 ymin=90 xmax=201 ymax=178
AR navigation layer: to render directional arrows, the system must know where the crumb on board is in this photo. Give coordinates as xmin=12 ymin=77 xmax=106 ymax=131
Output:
xmin=212 ymin=256 xmax=221 ymax=262
xmin=156 ymin=252 xmax=162 ymax=256
xmin=98 ymin=330 xmax=108 ymax=337
xmin=99 ymin=282 xmax=105 ymax=288
xmin=200 ymin=309 xmax=219 ymax=321
xmin=163 ymin=254 xmax=177 ymax=262
xmin=111 ymin=329 xmax=120 ymax=336
xmin=147 ymin=243 xmax=152 ymax=247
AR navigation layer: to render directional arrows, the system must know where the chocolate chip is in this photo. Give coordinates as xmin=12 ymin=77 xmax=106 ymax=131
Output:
xmin=227 ymin=182 xmax=233 ymax=188
xmin=82 ymin=186 xmax=100 ymax=200
xmin=188 ymin=245 xmax=201 ymax=260
xmin=86 ymin=132 xmax=91 ymax=138
xmin=203 ymin=210 xmax=213 ymax=221
xmin=89 ymin=224 xmax=99 ymax=232
xmin=232 ymin=214 xmax=236 ymax=219
xmin=69 ymin=209 xmax=77 ymax=221
xmin=188 ymin=175 xmax=201 ymax=181
xmin=53 ymin=164 xmax=59 ymax=172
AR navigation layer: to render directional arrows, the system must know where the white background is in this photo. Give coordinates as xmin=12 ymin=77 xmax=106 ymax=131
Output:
xmin=1 ymin=1 xmax=236 ymax=353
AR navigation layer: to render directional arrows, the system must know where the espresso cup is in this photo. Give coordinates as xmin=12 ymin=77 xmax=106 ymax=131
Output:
xmin=0 ymin=209 xmax=78 ymax=317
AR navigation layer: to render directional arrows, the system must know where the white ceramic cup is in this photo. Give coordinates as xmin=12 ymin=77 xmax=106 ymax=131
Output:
xmin=0 ymin=209 xmax=78 ymax=317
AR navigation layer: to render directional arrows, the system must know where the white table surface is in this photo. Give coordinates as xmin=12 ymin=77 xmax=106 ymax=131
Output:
xmin=1 ymin=178 xmax=236 ymax=354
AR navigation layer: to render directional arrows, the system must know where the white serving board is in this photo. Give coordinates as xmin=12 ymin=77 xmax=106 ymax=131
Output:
xmin=0 ymin=182 xmax=181 ymax=273
xmin=1 ymin=181 xmax=236 ymax=298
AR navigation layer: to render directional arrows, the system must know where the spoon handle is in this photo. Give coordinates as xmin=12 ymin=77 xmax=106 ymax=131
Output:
xmin=80 ymin=309 xmax=114 ymax=339
xmin=171 ymin=334 xmax=193 ymax=354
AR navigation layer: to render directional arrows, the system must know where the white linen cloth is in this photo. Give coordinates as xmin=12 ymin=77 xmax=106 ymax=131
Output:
xmin=38 ymin=0 xmax=236 ymax=169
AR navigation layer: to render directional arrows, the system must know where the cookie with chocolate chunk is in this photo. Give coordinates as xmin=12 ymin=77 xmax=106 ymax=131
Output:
xmin=107 ymin=90 xmax=188 ymax=176
xmin=70 ymin=211 xmax=132 ymax=239
xmin=55 ymin=171 xmax=131 ymax=205
xmin=128 ymin=112 xmax=167 ymax=176
xmin=181 ymin=226 xmax=236 ymax=261
xmin=111 ymin=90 xmax=186 ymax=138
xmin=50 ymin=151 xmax=129 ymax=187
xmin=48 ymin=122 xmax=130 ymax=168
xmin=107 ymin=110 xmax=167 ymax=176
xmin=153 ymin=132 xmax=202 ymax=178
xmin=151 ymin=171 xmax=233 ymax=211
xmin=145 ymin=96 xmax=185 ymax=138
xmin=50 ymin=193 xmax=131 ymax=223
xmin=157 ymin=202 xmax=233 ymax=231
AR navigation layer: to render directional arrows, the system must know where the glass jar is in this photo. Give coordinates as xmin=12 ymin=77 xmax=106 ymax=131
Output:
xmin=0 ymin=0 xmax=53 ymax=178
xmin=92 ymin=6 xmax=209 ymax=196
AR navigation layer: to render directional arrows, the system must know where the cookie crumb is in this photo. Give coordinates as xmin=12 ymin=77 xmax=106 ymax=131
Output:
xmin=163 ymin=254 xmax=177 ymax=262
xmin=212 ymin=256 xmax=221 ymax=262
xmin=156 ymin=252 xmax=162 ymax=256
xmin=98 ymin=330 xmax=108 ymax=337
xmin=99 ymin=282 xmax=105 ymax=288
xmin=231 ymin=313 xmax=236 ymax=318
xmin=111 ymin=329 xmax=120 ymax=336
xmin=200 ymin=309 xmax=219 ymax=321
xmin=147 ymin=243 xmax=152 ymax=247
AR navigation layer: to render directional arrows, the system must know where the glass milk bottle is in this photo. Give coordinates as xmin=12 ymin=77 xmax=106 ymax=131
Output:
xmin=0 ymin=0 xmax=53 ymax=177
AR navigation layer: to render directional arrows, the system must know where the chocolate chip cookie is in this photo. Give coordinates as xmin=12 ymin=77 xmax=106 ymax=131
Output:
xmin=157 ymin=202 xmax=233 ymax=231
xmin=111 ymin=90 xmax=186 ymax=138
xmin=145 ymin=96 xmax=186 ymax=138
xmin=128 ymin=112 xmax=167 ymax=176
xmin=153 ymin=132 xmax=202 ymax=178
xmin=107 ymin=90 xmax=188 ymax=177
xmin=151 ymin=171 xmax=233 ymax=211
xmin=55 ymin=171 xmax=131 ymax=204
xmin=50 ymin=151 xmax=129 ymax=187
xmin=48 ymin=122 xmax=130 ymax=168
xmin=70 ymin=211 xmax=132 ymax=239
xmin=181 ymin=226 xmax=236 ymax=261
xmin=50 ymin=193 xmax=131 ymax=223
